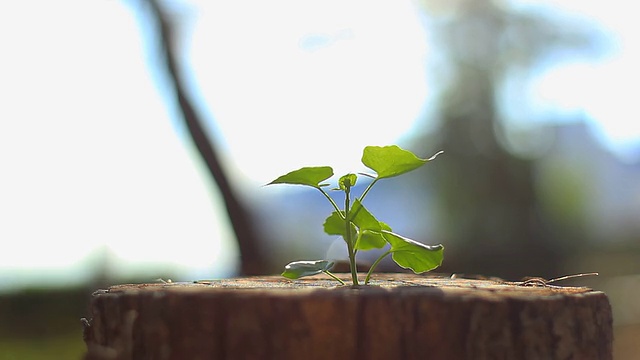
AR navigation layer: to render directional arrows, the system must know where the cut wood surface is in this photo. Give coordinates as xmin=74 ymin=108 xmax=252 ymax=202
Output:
xmin=83 ymin=273 xmax=612 ymax=360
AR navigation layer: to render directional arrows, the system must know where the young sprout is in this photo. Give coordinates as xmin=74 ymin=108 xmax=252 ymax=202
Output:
xmin=267 ymin=145 xmax=444 ymax=286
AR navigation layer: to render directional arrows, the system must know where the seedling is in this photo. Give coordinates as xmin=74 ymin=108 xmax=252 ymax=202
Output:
xmin=267 ymin=145 xmax=444 ymax=286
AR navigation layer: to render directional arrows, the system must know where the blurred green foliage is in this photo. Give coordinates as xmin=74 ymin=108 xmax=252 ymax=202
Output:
xmin=0 ymin=287 xmax=89 ymax=360
xmin=0 ymin=332 xmax=84 ymax=360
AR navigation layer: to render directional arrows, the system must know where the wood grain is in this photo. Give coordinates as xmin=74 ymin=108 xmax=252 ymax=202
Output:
xmin=83 ymin=273 xmax=612 ymax=360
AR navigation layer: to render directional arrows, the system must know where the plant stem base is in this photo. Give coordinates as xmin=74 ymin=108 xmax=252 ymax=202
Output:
xmin=83 ymin=273 xmax=612 ymax=360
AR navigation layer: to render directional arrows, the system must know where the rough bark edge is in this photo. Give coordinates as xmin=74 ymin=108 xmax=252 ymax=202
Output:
xmin=83 ymin=274 xmax=612 ymax=360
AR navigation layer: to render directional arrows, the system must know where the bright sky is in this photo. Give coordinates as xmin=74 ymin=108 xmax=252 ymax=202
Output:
xmin=0 ymin=1 xmax=239 ymax=290
xmin=0 ymin=0 xmax=637 ymax=291
xmin=514 ymin=0 xmax=640 ymax=158
xmin=187 ymin=0 xmax=430 ymax=182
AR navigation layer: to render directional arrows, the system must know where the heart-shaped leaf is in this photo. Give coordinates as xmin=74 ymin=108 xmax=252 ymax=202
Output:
xmin=362 ymin=145 xmax=442 ymax=179
xmin=281 ymin=260 xmax=335 ymax=279
xmin=382 ymin=230 xmax=443 ymax=273
xmin=267 ymin=166 xmax=333 ymax=189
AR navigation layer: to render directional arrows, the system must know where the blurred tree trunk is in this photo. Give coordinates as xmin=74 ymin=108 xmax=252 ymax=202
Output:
xmin=415 ymin=0 xmax=597 ymax=278
xmin=431 ymin=67 xmax=555 ymax=278
xmin=144 ymin=0 xmax=268 ymax=275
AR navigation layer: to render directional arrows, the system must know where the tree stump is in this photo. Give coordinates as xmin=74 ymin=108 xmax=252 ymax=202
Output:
xmin=82 ymin=273 xmax=612 ymax=360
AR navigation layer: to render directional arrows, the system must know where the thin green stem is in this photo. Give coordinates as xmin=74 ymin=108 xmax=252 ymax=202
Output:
xmin=323 ymin=270 xmax=346 ymax=285
xmin=358 ymin=178 xmax=379 ymax=204
xmin=317 ymin=187 xmax=343 ymax=216
xmin=353 ymin=231 xmax=362 ymax=257
xmin=364 ymin=249 xmax=392 ymax=285
xmin=347 ymin=178 xmax=379 ymax=224
xmin=344 ymin=187 xmax=359 ymax=286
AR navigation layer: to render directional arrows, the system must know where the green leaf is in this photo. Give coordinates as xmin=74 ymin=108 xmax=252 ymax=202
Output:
xmin=338 ymin=173 xmax=358 ymax=191
xmin=281 ymin=260 xmax=335 ymax=279
xmin=323 ymin=211 xmax=346 ymax=236
xmin=267 ymin=166 xmax=334 ymax=189
xmin=350 ymin=200 xmax=381 ymax=231
xmin=326 ymin=201 xmax=390 ymax=250
xmin=362 ymin=145 xmax=442 ymax=179
xmin=356 ymin=230 xmax=387 ymax=250
xmin=323 ymin=211 xmax=358 ymax=242
xmin=355 ymin=222 xmax=391 ymax=250
xmin=382 ymin=230 xmax=444 ymax=273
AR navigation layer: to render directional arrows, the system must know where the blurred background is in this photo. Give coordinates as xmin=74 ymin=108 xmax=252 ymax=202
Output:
xmin=1 ymin=0 xmax=638 ymax=358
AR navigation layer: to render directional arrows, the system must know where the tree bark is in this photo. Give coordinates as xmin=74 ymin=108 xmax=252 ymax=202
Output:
xmin=83 ymin=273 xmax=612 ymax=360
